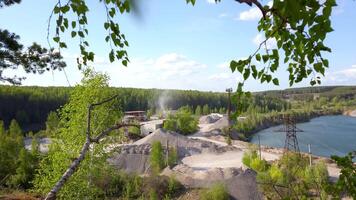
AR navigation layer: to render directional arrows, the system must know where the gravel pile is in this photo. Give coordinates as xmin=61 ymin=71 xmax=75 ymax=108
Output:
xmin=199 ymin=113 xmax=223 ymax=124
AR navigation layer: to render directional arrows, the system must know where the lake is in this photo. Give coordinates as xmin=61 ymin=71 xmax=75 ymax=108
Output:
xmin=250 ymin=115 xmax=356 ymax=158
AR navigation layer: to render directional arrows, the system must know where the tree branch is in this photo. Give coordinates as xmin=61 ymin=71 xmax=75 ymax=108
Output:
xmin=44 ymin=95 xmax=139 ymax=200
xmin=235 ymin=0 xmax=267 ymax=19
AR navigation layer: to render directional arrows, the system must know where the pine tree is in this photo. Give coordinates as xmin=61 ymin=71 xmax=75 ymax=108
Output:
xmin=202 ymin=104 xmax=210 ymax=115
xmin=195 ymin=105 xmax=202 ymax=116
xmin=0 ymin=120 xmax=5 ymax=136
xmin=46 ymin=111 xmax=59 ymax=135
xmin=9 ymin=119 xmax=22 ymax=137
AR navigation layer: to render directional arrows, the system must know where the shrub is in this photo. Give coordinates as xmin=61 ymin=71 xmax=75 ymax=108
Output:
xmin=242 ymin=148 xmax=258 ymax=168
xmin=200 ymin=183 xmax=229 ymax=200
xmin=163 ymin=107 xmax=198 ymax=135
xmin=150 ymin=141 xmax=165 ymax=174
xmin=167 ymin=147 xmax=178 ymax=168
xmin=163 ymin=118 xmax=177 ymax=132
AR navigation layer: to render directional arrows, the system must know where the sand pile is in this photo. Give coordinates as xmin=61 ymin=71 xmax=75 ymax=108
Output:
xmin=133 ymin=129 xmax=220 ymax=157
xmin=199 ymin=113 xmax=223 ymax=124
xmin=198 ymin=116 xmax=229 ymax=133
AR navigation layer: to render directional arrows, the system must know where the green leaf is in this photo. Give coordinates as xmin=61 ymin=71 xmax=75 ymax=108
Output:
xmin=255 ymin=54 xmax=261 ymax=61
xmin=230 ymin=60 xmax=238 ymax=72
xmin=251 ymin=65 xmax=258 ymax=79
xmin=105 ymin=36 xmax=110 ymax=42
xmin=78 ymin=31 xmax=84 ymax=38
xmin=104 ymin=22 xmax=110 ymax=30
xmin=272 ymin=78 xmax=279 ymax=86
xmin=59 ymin=42 xmax=67 ymax=48
xmin=71 ymin=21 xmax=76 ymax=28
xmin=53 ymin=37 xmax=60 ymax=43
xmin=109 ymin=50 xmax=114 ymax=62
xmin=122 ymin=60 xmax=128 ymax=67
xmin=54 ymin=6 xmax=60 ymax=14
xmin=61 ymin=5 xmax=70 ymax=13
xmin=262 ymin=55 xmax=269 ymax=63
xmin=71 ymin=31 xmax=77 ymax=38
xmin=243 ymin=68 xmax=250 ymax=80
xmin=322 ymin=59 xmax=329 ymax=68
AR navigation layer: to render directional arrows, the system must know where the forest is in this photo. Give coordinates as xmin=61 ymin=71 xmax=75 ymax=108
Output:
xmin=1 ymin=85 xmax=356 ymax=134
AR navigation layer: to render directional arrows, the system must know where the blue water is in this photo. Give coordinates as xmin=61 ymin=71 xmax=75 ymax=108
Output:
xmin=250 ymin=115 xmax=356 ymax=158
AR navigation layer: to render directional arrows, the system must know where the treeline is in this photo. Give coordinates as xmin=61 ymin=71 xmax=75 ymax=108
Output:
xmin=2 ymin=85 xmax=355 ymax=132
xmin=0 ymin=86 xmax=228 ymax=131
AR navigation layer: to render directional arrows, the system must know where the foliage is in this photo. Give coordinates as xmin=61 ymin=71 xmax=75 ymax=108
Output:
xmin=163 ymin=106 xmax=198 ymax=135
xmin=0 ymin=121 xmax=39 ymax=190
xmin=242 ymin=147 xmax=258 ymax=168
xmin=176 ymin=107 xmax=198 ymax=135
xmin=0 ymin=120 xmax=4 ymax=136
xmin=0 ymin=126 xmax=23 ymax=186
xmin=0 ymin=85 xmax=229 ymax=131
xmin=33 ymin=70 xmax=122 ymax=199
xmin=167 ymin=147 xmax=178 ymax=168
xmin=163 ymin=117 xmax=177 ymax=132
xmin=226 ymin=0 xmax=337 ymax=116
xmin=45 ymin=111 xmax=59 ymax=135
xmin=255 ymin=152 xmax=329 ymax=199
xmin=149 ymin=189 xmax=158 ymax=200
xmin=200 ymin=183 xmax=229 ymax=200
xmin=2 ymin=85 xmax=354 ymax=134
xmin=8 ymin=147 xmax=39 ymax=189
xmin=150 ymin=141 xmax=165 ymax=174
xmin=195 ymin=105 xmax=202 ymax=116
xmin=202 ymin=104 xmax=210 ymax=115
xmin=0 ymin=29 xmax=66 ymax=84
xmin=327 ymin=152 xmax=356 ymax=199
xmin=9 ymin=119 xmax=22 ymax=137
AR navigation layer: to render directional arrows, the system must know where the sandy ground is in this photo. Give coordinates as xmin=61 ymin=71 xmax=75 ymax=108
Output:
xmin=182 ymin=151 xmax=245 ymax=169
xmin=188 ymin=134 xmax=340 ymax=181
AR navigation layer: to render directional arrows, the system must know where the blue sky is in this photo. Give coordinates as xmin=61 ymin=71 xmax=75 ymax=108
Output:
xmin=1 ymin=0 xmax=355 ymax=92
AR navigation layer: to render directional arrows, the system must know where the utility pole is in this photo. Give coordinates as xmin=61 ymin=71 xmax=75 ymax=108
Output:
xmin=308 ymin=144 xmax=312 ymax=166
xmin=275 ymin=114 xmax=303 ymax=155
xmin=226 ymin=88 xmax=233 ymax=140
xmin=258 ymin=135 xmax=261 ymax=160
xmin=226 ymin=88 xmax=232 ymax=119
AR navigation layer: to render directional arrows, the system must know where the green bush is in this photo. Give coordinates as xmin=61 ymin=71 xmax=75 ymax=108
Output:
xmin=167 ymin=147 xmax=178 ymax=168
xmin=150 ymin=141 xmax=165 ymax=174
xmin=163 ymin=106 xmax=198 ymax=135
xmin=0 ymin=121 xmax=32 ymax=189
xmin=163 ymin=118 xmax=177 ymax=132
xmin=200 ymin=183 xmax=229 ymax=200
xmin=256 ymin=152 xmax=330 ymax=199
xmin=242 ymin=148 xmax=258 ymax=168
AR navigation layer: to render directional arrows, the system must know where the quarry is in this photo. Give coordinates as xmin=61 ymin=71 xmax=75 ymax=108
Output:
xmin=104 ymin=113 xmax=342 ymax=200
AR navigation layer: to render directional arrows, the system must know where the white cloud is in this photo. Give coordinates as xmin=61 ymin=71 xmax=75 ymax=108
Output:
xmin=252 ymin=33 xmax=276 ymax=49
xmin=236 ymin=1 xmax=273 ymax=21
xmin=217 ymin=61 xmax=229 ymax=69
xmin=206 ymin=0 xmax=216 ymax=4
xmin=208 ymin=72 xmax=231 ymax=80
xmin=324 ymin=65 xmax=356 ymax=84
xmin=9 ymin=51 xmax=242 ymax=92
xmin=218 ymin=13 xmax=229 ymax=18
xmin=208 ymin=72 xmax=242 ymax=83
xmin=236 ymin=7 xmax=262 ymax=21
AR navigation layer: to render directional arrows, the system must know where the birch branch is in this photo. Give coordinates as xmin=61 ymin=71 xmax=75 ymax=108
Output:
xmin=44 ymin=95 xmax=139 ymax=200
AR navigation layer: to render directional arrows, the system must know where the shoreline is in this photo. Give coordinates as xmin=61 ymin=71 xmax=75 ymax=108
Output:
xmin=343 ymin=109 xmax=356 ymax=117
xmin=239 ymin=109 xmax=343 ymax=141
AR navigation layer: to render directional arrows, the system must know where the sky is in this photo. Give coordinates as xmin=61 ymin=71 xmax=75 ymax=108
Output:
xmin=0 ymin=0 xmax=355 ymax=92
